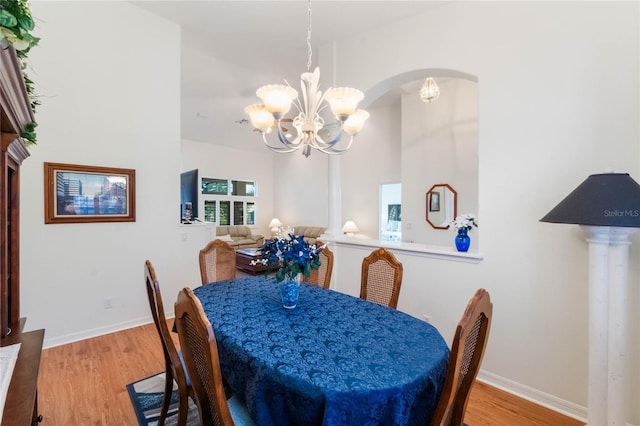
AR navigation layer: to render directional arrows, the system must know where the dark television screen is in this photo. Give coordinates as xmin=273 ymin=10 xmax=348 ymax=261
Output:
xmin=180 ymin=169 xmax=198 ymax=221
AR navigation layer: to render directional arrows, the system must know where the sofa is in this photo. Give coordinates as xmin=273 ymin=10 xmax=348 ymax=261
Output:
xmin=215 ymin=225 xmax=265 ymax=249
xmin=293 ymin=226 xmax=327 ymax=245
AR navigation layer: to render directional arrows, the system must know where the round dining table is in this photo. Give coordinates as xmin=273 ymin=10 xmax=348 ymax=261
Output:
xmin=192 ymin=276 xmax=450 ymax=426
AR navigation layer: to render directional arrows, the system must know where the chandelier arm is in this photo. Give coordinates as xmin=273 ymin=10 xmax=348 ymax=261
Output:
xmin=275 ymin=122 xmax=306 ymax=149
xmin=316 ymin=135 xmax=355 ymax=154
xmin=261 ymin=132 xmax=300 ymax=153
xmin=309 ymin=123 xmax=345 ymax=150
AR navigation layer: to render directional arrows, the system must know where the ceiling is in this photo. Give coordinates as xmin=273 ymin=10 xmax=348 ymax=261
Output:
xmin=130 ymin=1 xmax=443 ymax=152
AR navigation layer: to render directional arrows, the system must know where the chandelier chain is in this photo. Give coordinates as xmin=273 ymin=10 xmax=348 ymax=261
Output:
xmin=306 ymin=0 xmax=312 ymax=72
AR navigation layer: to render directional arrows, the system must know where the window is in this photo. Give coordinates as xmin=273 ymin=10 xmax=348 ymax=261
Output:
xmin=233 ymin=201 xmax=244 ymax=225
xmin=231 ymin=180 xmax=255 ymax=196
xmin=200 ymin=177 xmax=257 ymax=226
xmin=202 ymin=178 xmax=228 ymax=195
xmin=219 ymin=201 xmax=230 ymax=226
xmin=246 ymin=202 xmax=256 ymax=225
xmin=204 ymin=200 xmax=216 ymax=223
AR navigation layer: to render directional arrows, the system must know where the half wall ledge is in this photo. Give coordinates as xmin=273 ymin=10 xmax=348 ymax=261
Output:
xmin=322 ymin=236 xmax=483 ymax=263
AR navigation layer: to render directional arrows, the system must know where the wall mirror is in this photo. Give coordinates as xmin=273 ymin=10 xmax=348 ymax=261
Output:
xmin=426 ymin=183 xmax=457 ymax=229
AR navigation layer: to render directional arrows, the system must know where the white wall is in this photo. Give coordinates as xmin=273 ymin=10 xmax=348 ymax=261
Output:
xmin=272 ymin=150 xmax=330 ymax=228
xmin=313 ymin=1 xmax=639 ymax=423
xmin=340 ymin=101 xmax=402 ymax=238
xmin=20 ymin=2 xmax=183 ymax=346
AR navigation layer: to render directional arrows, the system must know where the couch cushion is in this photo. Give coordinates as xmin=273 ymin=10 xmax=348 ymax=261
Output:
xmin=294 ymin=226 xmax=327 ymax=238
xmin=216 ymin=225 xmax=250 ymax=238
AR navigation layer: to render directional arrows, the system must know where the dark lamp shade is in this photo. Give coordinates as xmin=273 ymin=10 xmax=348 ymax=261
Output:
xmin=540 ymin=173 xmax=640 ymax=227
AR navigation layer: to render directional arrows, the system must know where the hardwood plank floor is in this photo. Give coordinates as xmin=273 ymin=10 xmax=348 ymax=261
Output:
xmin=37 ymin=323 xmax=583 ymax=426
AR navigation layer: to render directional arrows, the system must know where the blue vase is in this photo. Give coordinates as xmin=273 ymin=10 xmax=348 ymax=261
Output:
xmin=279 ymin=275 xmax=301 ymax=309
xmin=455 ymin=228 xmax=471 ymax=252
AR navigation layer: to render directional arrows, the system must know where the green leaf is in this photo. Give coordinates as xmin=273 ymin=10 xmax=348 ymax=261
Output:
xmin=17 ymin=14 xmax=33 ymax=31
xmin=0 ymin=10 xmax=17 ymax=28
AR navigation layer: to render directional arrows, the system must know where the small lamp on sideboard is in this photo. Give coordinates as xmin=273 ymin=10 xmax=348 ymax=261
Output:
xmin=540 ymin=172 xmax=640 ymax=426
xmin=342 ymin=220 xmax=359 ymax=237
xmin=269 ymin=218 xmax=283 ymax=237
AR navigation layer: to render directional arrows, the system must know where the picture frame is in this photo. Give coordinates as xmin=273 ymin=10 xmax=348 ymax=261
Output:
xmin=429 ymin=191 xmax=440 ymax=212
xmin=44 ymin=162 xmax=136 ymax=224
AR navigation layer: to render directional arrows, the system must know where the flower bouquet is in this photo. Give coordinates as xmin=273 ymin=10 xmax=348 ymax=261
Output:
xmin=451 ymin=214 xmax=478 ymax=232
xmin=253 ymin=234 xmax=324 ymax=308
xmin=253 ymin=234 xmax=324 ymax=282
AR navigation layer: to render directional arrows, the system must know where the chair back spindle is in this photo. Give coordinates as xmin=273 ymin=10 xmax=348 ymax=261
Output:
xmin=144 ymin=260 xmax=192 ymax=426
xmin=304 ymin=241 xmax=333 ymax=289
xmin=200 ymin=239 xmax=236 ymax=284
xmin=360 ymin=247 xmax=403 ymax=309
xmin=175 ymin=287 xmax=235 ymax=426
xmin=430 ymin=288 xmax=493 ymax=426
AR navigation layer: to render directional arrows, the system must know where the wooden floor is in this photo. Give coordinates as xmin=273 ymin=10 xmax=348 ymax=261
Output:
xmin=37 ymin=323 xmax=584 ymax=426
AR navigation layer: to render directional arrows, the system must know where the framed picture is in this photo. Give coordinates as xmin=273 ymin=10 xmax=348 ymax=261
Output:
xmin=429 ymin=191 xmax=440 ymax=212
xmin=44 ymin=162 xmax=136 ymax=224
xmin=388 ymin=204 xmax=401 ymax=222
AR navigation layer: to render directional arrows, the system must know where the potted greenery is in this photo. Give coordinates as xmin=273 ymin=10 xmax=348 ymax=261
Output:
xmin=0 ymin=0 xmax=39 ymax=145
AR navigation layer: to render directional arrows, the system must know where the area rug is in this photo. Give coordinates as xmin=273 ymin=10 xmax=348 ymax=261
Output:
xmin=126 ymin=372 xmax=199 ymax=426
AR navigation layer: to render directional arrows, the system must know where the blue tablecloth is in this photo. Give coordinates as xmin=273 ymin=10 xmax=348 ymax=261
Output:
xmin=193 ymin=276 xmax=449 ymax=426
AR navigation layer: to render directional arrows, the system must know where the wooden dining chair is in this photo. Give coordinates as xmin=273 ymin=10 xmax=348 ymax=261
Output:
xmin=304 ymin=241 xmax=333 ymax=289
xmin=430 ymin=288 xmax=493 ymax=426
xmin=144 ymin=260 xmax=193 ymax=426
xmin=199 ymin=239 xmax=236 ymax=285
xmin=174 ymin=287 xmax=255 ymax=426
xmin=360 ymin=247 xmax=403 ymax=309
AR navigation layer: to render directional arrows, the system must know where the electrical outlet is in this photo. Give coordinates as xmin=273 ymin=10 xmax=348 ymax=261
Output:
xmin=182 ymin=233 xmax=188 ymax=242
xmin=104 ymin=298 xmax=113 ymax=309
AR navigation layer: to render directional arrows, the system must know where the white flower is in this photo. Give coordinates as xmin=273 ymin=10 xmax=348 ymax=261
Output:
xmin=451 ymin=214 xmax=478 ymax=231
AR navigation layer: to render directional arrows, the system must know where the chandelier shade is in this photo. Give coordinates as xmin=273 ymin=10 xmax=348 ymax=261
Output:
xmin=256 ymin=85 xmax=298 ymax=117
xmin=244 ymin=104 xmax=275 ymax=133
xmin=244 ymin=0 xmax=368 ymax=157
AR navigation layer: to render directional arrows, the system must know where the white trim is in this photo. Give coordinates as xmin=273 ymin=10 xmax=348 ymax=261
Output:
xmin=477 ymin=370 xmax=587 ymax=423
xmin=325 ymin=236 xmax=483 ymax=263
xmin=42 ymin=316 xmax=154 ymax=349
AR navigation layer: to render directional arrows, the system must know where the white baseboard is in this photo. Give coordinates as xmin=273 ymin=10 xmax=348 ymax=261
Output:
xmin=42 ymin=316 xmax=153 ymax=349
xmin=477 ymin=370 xmax=587 ymax=423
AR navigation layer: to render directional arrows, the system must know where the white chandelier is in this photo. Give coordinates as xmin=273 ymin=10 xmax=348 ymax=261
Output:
xmin=244 ymin=0 xmax=369 ymax=158
xmin=420 ymin=77 xmax=440 ymax=103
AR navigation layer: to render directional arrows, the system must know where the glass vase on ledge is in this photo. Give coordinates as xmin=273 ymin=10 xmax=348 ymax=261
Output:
xmin=455 ymin=228 xmax=471 ymax=252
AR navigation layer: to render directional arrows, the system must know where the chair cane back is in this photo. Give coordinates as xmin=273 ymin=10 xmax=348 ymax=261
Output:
xmin=174 ymin=287 xmax=235 ymax=426
xmin=199 ymin=239 xmax=236 ymax=285
xmin=144 ymin=260 xmax=193 ymax=426
xmin=304 ymin=241 xmax=334 ymax=289
xmin=360 ymin=247 xmax=403 ymax=309
xmin=430 ymin=288 xmax=493 ymax=426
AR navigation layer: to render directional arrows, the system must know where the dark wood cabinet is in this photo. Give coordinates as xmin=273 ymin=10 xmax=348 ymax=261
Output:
xmin=0 ymin=45 xmax=33 ymax=338
xmin=1 ymin=326 xmax=44 ymax=426
xmin=0 ymin=45 xmax=42 ymax=425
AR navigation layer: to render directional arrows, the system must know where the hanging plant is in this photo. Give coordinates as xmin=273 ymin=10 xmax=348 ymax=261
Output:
xmin=0 ymin=0 xmax=39 ymax=145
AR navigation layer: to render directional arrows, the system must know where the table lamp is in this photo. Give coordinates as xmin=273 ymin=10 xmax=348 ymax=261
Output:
xmin=540 ymin=172 xmax=640 ymax=426
xmin=269 ymin=218 xmax=283 ymax=237
xmin=342 ymin=220 xmax=359 ymax=237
